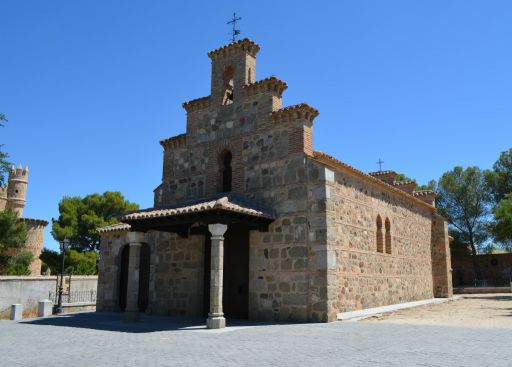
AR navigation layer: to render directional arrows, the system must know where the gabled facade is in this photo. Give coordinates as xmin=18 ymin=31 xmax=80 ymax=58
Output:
xmin=97 ymin=39 xmax=452 ymax=327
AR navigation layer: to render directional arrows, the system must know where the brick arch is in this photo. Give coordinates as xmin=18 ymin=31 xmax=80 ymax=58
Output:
xmin=206 ymin=139 xmax=243 ymax=195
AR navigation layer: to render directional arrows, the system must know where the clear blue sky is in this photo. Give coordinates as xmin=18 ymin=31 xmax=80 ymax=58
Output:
xmin=1 ymin=1 xmax=511 ymax=251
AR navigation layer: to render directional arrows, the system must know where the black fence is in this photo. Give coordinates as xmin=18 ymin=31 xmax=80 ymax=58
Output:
xmin=49 ymin=290 xmax=97 ymax=304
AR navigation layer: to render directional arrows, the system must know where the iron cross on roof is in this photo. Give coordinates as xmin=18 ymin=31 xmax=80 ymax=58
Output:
xmin=376 ymin=158 xmax=384 ymax=172
xmin=227 ymin=13 xmax=242 ymax=42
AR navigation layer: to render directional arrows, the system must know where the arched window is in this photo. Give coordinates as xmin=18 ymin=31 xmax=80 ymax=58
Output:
xmin=385 ymin=218 xmax=391 ymax=254
xmin=222 ymin=66 xmax=234 ymax=105
xmin=220 ymin=150 xmax=232 ymax=192
xmin=376 ymin=215 xmax=383 ymax=253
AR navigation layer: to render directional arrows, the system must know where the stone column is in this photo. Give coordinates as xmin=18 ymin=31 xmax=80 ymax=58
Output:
xmin=207 ymin=223 xmax=228 ymax=329
xmin=124 ymin=242 xmax=141 ymax=322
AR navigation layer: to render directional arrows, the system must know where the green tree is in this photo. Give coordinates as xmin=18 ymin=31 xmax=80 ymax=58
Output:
xmin=0 ymin=209 xmax=29 ymax=274
xmin=436 ymin=166 xmax=492 ymax=260
xmin=40 ymin=248 xmax=97 ymax=275
xmin=3 ymin=251 xmax=33 ymax=275
xmin=491 ymin=194 xmax=512 ymax=245
xmin=0 ymin=113 xmax=11 ymax=185
xmin=486 ymin=149 xmax=512 ymax=247
xmin=486 ymin=148 xmax=512 ymax=203
xmin=52 ymin=191 xmax=139 ymax=252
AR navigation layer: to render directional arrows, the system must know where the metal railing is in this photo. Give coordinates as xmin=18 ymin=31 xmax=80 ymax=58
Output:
xmin=49 ymin=290 xmax=97 ymax=304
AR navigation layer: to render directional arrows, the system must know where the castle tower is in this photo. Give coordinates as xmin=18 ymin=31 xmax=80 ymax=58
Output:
xmin=6 ymin=164 xmax=28 ymax=216
xmin=208 ymin=39 xmax=260 ymax=106
xmin=21 ymin=218 xmax=48 ymax=276
xmin=0 ymin=183 xmax=7 ymax=211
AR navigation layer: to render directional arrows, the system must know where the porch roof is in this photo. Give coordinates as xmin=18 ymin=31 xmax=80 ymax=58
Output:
xmin=99 ymin=193 xmax=276 ymax=235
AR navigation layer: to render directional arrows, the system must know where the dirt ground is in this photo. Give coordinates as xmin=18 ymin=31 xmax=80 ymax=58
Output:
xmin=363 ymin=293 xmax=512 ymax=328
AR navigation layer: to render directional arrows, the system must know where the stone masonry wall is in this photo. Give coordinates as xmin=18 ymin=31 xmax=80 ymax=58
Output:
xmin=97 ymin=230 xmax=204 ymax=316
xmin=148 ymin=43 xmax=326 ymax=322
xmin=96 ymin=231 xmax=129 ymax=312
xmin=452 ymin=253 xmax=512 ymax=287
xmin=247 ymin=157 xmax=333 ymax=322
xmin=324 ymin=166 xmax=435 ymax=313
xmin=24 ymin=222 xmax=45 ymax=276
xmin=431 ymin=214 xmax=453 ymax=296
xmin=151 ymin=232 xmax=204 ymax=316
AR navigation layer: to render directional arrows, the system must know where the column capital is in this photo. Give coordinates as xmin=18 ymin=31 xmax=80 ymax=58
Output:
xmin=208 ymin=223 xmax=228 ymax=238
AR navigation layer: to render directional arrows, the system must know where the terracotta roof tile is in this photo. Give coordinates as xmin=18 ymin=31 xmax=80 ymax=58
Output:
xmin=121 ymin=193 xmax=275 ymax=222
xmin=368 ymin=170 xmax=397 ymax=177
xmin=97 ymin=222 xmax=131 ymax=234
xmin=311 ymin=151 xmax=435 ymax=210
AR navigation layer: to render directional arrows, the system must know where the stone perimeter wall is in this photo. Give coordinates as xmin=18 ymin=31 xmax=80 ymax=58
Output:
xmin=0 ymin=276 xmax=97 ymax=318
xmin=452 ymin=253 xmax=512 ymax=287
xmin=323 ymin=165 xmax=435 ymax=313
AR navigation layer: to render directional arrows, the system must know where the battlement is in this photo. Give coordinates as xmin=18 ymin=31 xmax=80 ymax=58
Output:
xmin=9 ymin=164 xmax=28 ymax=181
xmin=413 ymin=190 xmax=436 ymax=206
xmin=207 ymin=38 xmax=260 ymax=60
xmin=392 ymin=180 xmax=417 ymax=194
xmin=182 ymin=96 xmax=210 ymax=113
xmin=243 ymin=76 xmax=288 ymax=97
xmin=160 ymin=134 xmax=187 ymax=150
xmin=272 ymin=103 xmax=319 ymax=124
xmin=368 ymin=170 xmax=398 ymax=185
xmin=4 ymin=163 xmax=29 ymax=216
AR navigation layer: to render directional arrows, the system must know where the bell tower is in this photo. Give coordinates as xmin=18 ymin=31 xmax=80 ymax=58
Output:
xmin=208 ymin=39 xmax=260 ymax=106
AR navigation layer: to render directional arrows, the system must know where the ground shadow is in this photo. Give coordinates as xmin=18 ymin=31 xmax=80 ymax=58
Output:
xmin=462 ymin=295 xmax=512 ymax=302
xmin=20 ymin=311 xmax=280 ymax=333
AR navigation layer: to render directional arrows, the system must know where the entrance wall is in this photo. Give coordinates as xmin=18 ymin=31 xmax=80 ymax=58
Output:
xmin=97 ymin=230 xmax=205 ymax=316
xmin=151 ymin=231 xmax=204 ymax=316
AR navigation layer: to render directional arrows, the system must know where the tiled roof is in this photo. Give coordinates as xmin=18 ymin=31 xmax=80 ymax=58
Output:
xmin=368 ymin=170 xmax=397 ymax=177
xmin=311 ymin=151 xmax=435 ymax=210
xmin=96 ymin=222 xmax=131 ymax=234
xmin=392 ymin=180 xmax=416 ymax=186
xmin=121 ymin=193 xmax=276 ymax=222
xmin=413 ymin=190 xmax=436 ymax=197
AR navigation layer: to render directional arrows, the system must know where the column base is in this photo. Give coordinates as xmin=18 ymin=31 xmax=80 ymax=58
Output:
xmin=123 ymin=311 xmax=140 ymax=322
xmin=206 ymin=316 xmax=226 ymax=329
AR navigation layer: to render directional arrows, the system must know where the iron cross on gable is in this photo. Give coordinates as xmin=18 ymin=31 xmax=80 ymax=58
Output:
xmin=227 ymin=13 xmax=242 ymax=42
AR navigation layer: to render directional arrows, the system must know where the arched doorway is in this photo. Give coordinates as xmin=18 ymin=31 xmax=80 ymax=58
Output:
xmin=118 ymin=245 xmax=129 ymax=311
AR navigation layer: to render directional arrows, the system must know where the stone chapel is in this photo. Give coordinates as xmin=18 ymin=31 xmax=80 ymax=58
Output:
xmin=96 ymin=38 xmax=453 ymax=328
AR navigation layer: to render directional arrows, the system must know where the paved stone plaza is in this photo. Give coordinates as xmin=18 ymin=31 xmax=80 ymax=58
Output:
xmin=1 ymin=311 xmax=510 ymax=366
